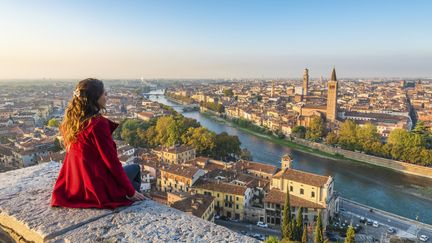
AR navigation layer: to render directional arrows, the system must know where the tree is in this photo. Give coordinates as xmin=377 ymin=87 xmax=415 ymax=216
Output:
xmin=338 ymin=120 xmax=358 ymax=150
xmin=314 ymin=211 xmax=323 ymax=243
xmin=290 ymin=220 xmax=297 ymax=241
xmin=345 ymin=225 xmax=355 ymax=243
xmin=120 ymin=119 xmax=148 ymax=146
xmin=212 ymin=132 xmax=241 ymax=161
xmin=240 ymin=148 xmax=253 ymax=160
xmin=265 ymin=236 xmax=280 ymax=243
xmin=223 ymin=89 xmax=234 ymax=97
xmin=387 ymin=128 xmax=409 ymax=146
xmin=292 ymin=126 xmax=306 ymax=139
xmin=356 ymin=123 xmax=381 ymax=153
xmin=282 ymin=187 xmax=292 ymax=240
xmin=325 ymin=131 xmax=338 ymax=145
xmin=412 ymin=121 xmax=431 ymax=148
xmin=302 ymin=227 xmax=308 ymax=243
xmin=155 ymin=116 xmax=180 ymax=146
xmin=306 ymin=116 xmax=325 ymax=141
xmin=296 ymin=207 xmax=304 ymax=241
xmin=47 ymin=118 xmax=60 ymax=127
xmin=181 ymin=127 xmax=216 ymax=156
xmin=144 ymin=126 xmax=158 ymax=147
xmin=113 ymin=119 xmax=127 ymax=139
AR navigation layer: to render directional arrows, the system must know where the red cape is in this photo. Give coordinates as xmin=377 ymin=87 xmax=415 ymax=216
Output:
xmin=51 ymin=115 xmax=135 ymax=209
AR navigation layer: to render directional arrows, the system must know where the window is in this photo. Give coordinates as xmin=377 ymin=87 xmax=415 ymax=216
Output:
xmin=311 ymin=191 xmax=315 ymax=198
xmin=300 ymin=189 xmax=304 ymax=195
xmin=236 ymin=196 xmax=239 ymax=201
xmin=217 ymin=193 xmax=219 ymax=198
xmin=236 ymin=204 xmax=239 ymax=209
xmin=230 ymin=195 xmax=233 ymax=201
xmin=225 ymin=202 xmax=228 ymax=207
xmin=290 ymin=186 xmax=293 ymax=192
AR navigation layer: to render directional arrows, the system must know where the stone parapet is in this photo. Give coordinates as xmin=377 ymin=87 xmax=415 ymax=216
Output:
xmin=0 ymin=162 xmax=257 ymax=242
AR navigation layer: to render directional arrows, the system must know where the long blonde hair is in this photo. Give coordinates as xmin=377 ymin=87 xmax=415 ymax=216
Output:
xmin=60 ymin=78 xmax=105 ymax=151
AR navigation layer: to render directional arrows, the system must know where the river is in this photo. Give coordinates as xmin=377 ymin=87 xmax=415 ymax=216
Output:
xmin=147 ymin=91 xmax=432 ymax=225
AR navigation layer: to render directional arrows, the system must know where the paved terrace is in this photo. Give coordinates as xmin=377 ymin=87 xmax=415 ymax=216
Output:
xmin=0 ymin=162 xmax=257 ymax=243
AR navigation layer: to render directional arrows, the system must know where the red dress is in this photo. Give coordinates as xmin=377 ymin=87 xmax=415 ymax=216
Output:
xmin=51 ymin=115 xmax=135 ymax=209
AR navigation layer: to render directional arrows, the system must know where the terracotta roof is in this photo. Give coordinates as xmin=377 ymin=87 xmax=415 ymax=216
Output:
xmin=273 ymin=168 xmax=330 ymax=187
xmin=171 ymin=194 xmax=214 ymax=218
xmin=161 ymin=164 xmax=200 ymax=179
xmin=137 ymin=111 xmax=154 ymax=118
xmin=194 ymin=178 xmax=247 ymax=196
xmin=264 ymin=188 xmax=325 ymax=209
xmin=236 ymin=160 xmax=277 ymax=175
xmin=235 ymin=173 xmax=270 ymax=189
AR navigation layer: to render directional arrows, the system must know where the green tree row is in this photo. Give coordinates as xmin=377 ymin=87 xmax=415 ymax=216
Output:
xmin=291 ymin=117 xmax=432 ymax=166
xmin=114 ymin=114 xmax=246 ymax=161
xmin=327 ymin=120 xmax=432 ymax=166
xmin=231 ymin=118 xmax=273 ymax=135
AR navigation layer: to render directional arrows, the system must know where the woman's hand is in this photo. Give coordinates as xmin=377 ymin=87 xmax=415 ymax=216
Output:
xmin=126 ymin=191 xmax=146 ymax=201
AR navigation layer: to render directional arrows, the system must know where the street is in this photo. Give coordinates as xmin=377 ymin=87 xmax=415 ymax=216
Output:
xmin=340 ymin=198 xmax=432 ymax=242
xmin=214 ymin=219 xmax=281 ymax=239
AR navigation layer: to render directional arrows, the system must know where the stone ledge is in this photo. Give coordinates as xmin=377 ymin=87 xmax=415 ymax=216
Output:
xmin=0 ymin=162 xmax=257 ymax=243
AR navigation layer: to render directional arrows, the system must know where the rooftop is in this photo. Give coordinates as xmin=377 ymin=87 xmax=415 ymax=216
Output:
xmin=273 ymin=168 xmax=331 ymax=187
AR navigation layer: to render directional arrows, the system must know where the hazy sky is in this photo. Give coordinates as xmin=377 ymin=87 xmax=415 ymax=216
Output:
xmin=1 ymin=0 xmax=431 ymax=79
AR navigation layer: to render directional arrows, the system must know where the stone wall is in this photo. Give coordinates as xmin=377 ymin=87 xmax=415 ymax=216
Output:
xmin=0 ymin=162 xmax=257 ymax=243
xmin=292 ymin=138 xmax=432 ymax=179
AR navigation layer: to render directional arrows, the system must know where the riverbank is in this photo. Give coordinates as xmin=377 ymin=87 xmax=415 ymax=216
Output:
xmin=199 ymin=112 xmax=365 ymax=161
xmin=165 ymin=95 xmax=194 ymax=105
xmin=200 ymin=111 xmax=432 ymax=180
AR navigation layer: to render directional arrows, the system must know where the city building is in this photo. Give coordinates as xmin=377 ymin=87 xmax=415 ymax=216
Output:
xmin=264 ymin=155 xmax=336 ymax=228
xmin=152 ymin=145 xmax=196 ymax=164
xmin=171 ymin=194 xmax=215 ymax=222
xmin=158 ymin=164 xmax=205 ymax=193
xmin=193 ymin=178 xmax=253 ymax=221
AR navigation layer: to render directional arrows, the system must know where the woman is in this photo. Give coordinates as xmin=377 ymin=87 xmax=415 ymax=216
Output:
xmin=51 ymin=78 xmax=145 ymax=209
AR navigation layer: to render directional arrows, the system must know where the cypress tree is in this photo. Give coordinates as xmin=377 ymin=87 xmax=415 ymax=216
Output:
xmin=296 ymin=207 xmax=304 ymax=241
xmin=314 ymin=211 xmax=323 ymax=243
xmin=290 ymin=219 xmax=297 ymax=241
xmin=302 ymin=227 xmax=308 ymax=243
xmin=281 ymin=186 xmax=292 ymax=239
xmin=345 ymin=225 xmax=356 ymax=243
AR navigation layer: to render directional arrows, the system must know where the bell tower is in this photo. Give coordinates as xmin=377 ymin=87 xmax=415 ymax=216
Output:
xmin=281 ymin=154 xmax=293 ymax=170
xmin=326 ymin=67 xmax=338 ymax=122
xmin=303 ymin=68 xmax=309 ymax=96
